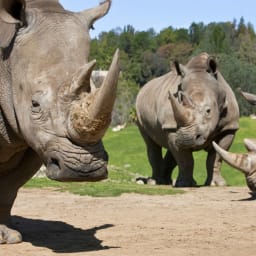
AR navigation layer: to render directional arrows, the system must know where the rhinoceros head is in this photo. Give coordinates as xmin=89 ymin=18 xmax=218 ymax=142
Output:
xmin=0 ymin=0 xmax=120 ymax=181
xmin=213 ymin=140 xmax=256 ymax=192
xmin=169 ymin=53 xmax=226 ymax=149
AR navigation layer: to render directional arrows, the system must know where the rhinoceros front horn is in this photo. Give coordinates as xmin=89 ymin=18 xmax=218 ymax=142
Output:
xmin=68 ymin=49 xmax=120 ymax=144
xmin=168 ymin=91 xmax=194 ymax=127
xmin=212 ymin=141 xmax=251 ymax=175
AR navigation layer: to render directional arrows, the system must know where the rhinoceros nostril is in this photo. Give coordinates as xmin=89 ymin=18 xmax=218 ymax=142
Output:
xmin=195 ymin=134 xmax=206 ymax=145
xmin=50 ymin=157 xmax=61 ymax=170
xmin=195 ymin=134 xmax=202 ymax=140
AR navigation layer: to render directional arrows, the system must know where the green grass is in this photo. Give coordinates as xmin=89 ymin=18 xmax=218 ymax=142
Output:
xmin=25 ymin=117 xmax=256 ymax=196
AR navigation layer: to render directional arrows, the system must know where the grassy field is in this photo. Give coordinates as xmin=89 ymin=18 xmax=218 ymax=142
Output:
xmin=25 ymin=117 xmax=255 ymax=196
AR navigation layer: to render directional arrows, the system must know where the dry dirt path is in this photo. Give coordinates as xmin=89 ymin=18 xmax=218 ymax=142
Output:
xmin=1 ymin=186 xmax=256 ymax=256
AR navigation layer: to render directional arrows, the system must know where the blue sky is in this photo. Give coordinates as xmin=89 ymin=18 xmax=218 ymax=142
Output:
xmin=59 ymin=0 xmax=256 ymax=38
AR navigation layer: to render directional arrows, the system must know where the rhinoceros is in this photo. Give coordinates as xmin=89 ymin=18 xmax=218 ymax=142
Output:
xmin=136 ymin=53 xmax=239 ymax=187
xmin=212 ymin=89 xmax=256 ymax=192
xmin=213 ymin=140 xmax=256 ymax=192
xmin=0 ymin=0 xmax=120 ymax=244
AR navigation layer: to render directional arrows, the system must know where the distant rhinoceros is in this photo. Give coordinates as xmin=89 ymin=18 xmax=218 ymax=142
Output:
xmin=136 ymin=53 xmax=239 ymax=187
xmin=213 ymin=140 xmax=256 ymax=192
xmin=0 ymin=0 xmax=119 ymax=244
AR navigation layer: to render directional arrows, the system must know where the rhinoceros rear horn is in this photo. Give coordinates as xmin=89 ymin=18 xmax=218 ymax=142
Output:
xmin=212 ymin=141 xmax=252 ymax=175
xmin=69 ymin=60 xmax=97 ymax=96
xmin=68 ymin=49 xmax=120 ymax=144
xmin=78 ymin=0 xmax=111 ymax=29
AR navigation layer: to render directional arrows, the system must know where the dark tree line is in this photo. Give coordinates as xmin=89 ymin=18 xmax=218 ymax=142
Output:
xmin=90 ymin=17 xmax=256 ymax=124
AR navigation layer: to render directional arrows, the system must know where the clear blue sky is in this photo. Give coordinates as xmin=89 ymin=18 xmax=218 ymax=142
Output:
xmin=59 ymin=0 xmax=256 ymax=38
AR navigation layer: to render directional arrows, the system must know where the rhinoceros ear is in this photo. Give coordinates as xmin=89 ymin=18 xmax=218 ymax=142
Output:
xmin=0 ymin=0 xmax=26 ymax=48
xmin=207 ymin=57 xmax=218 ymax=79
xmin=78 ymin=0 xmax=111 ymax=30
xmin=173 ymin=60 xmax=185 ymax=77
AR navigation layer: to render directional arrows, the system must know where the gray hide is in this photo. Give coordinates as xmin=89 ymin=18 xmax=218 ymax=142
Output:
xmin=0 ymin=0 xmax=120 ymax=244
xmin=136 ymin=53 xmax=239 ymax=187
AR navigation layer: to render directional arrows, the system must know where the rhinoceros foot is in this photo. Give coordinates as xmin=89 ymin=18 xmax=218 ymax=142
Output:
xmin=175 ymin=177 xmax=197 ymax=187
xmin=0 ymin=225 xmax=22 ymax=244
xmin=208 ymin=174 xmax=226 ymax=187
xmin=136 ymin=177 xmax=171 ymax=185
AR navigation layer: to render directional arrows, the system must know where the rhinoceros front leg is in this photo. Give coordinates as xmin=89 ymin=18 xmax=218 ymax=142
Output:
xmin=146 ymin=140 xmax=168 ymax=185
xmin=0 ymin=194 xmax=22 ymax=244
xmin=174 ymin=150 xmax=196 ymax=187
xmin=205 ymin=133 xmax=235 ymax=186
xmin=0 ymin=148 xmax=41 ymax=244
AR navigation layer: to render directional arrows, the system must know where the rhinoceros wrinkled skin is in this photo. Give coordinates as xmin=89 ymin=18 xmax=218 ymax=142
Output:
xmin=136 ymin=53 xmax=239 ymax=187
xmin=0 ymin=0 xmax=120 ymax=244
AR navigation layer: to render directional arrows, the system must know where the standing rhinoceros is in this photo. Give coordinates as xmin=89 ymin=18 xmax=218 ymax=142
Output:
xmin=0 ymin=0 xmax=120 ymax=244
xmin=136 ymin=53 xmax=239 ymax=187
xmin=213 ymin=140 xmax=256 ymax=192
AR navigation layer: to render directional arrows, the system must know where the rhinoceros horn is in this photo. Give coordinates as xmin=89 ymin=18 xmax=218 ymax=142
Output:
xmin=68 ymin=49 xmax=120 ymax=144
xmin=212 ymin=141 xmax=252 ymax=175
xmin=168 ymin=90 xmax=194 ymax=127
xmin=244 ymin=138 xmax=256 ymax=152
xmin=236 ymin=88 xmax=256 ymax=105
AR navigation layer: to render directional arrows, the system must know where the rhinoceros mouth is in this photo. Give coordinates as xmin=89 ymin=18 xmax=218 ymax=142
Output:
xmin=44 ymin=143 xmax=108 ymax=182
xmin=175 ymin=125 xmax=208 ymax=149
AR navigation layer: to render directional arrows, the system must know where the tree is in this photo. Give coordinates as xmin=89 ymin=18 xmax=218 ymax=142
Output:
xmin=189 ymin=22 xmax=205 ymax=45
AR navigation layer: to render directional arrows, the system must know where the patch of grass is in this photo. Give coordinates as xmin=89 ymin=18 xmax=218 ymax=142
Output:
xmin=25 ymin=117 xmax=256 ymax=196
xmin=25 ymin=178 xmax=183 ymax=197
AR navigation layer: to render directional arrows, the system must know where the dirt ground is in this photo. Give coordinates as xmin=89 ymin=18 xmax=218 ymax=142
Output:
xmin=1 ymin=186 xmax=256 ymax=256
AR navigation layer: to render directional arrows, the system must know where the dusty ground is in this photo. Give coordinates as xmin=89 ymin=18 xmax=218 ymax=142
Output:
xmin=1 ymin=186 xmax=256 ymax=256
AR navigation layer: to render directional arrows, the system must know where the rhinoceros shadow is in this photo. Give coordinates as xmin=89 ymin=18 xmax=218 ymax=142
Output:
xmin=12 ymin=216 xmax=117 ymax=253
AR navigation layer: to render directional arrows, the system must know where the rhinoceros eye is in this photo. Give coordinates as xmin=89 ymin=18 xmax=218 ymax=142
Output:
xmin=31 ymin=91 xmax=44 ymax=114
xmin=205 ymin=108 xmax=211 ymax=117
xmin=31 ymin=99 xmax=41 ymax=113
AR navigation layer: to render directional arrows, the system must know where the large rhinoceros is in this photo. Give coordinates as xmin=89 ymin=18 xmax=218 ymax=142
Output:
xmin=0 ymin=0 xmax=120 ymax=244
xmin=136 ymin=53 xmax=239 ymax=187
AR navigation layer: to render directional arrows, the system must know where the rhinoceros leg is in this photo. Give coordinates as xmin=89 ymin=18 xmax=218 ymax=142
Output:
xmin=205 ymin=133 xmax=235 ymax=186
xmin=146 ymin=139 xmax=168 ymax=184
xmin=174 ymin=150 xmax=197 ymax=187
xmin=162 ymin=150 xmax=177 ymax=185
xmin=138 ymin=127 xmax=170 ymax=184
xmin=0 ymin=148 xmax=41 ymax=244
